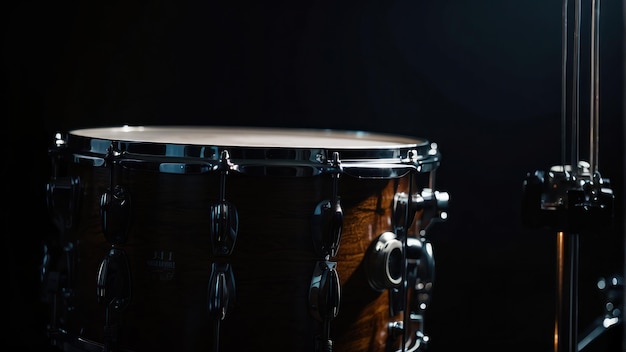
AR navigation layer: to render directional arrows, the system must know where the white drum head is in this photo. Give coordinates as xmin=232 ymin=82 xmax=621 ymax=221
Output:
xmin=64 ymin=125 xmax=440 ymax=177
xmin=69 ymin=125 xmax=424 ymax=149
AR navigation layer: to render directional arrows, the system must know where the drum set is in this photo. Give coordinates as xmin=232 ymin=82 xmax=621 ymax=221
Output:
xmin=39 ymin=1 xmax=625 ymax=351
xmin=41 ymin=125 xmax=449 ymax=352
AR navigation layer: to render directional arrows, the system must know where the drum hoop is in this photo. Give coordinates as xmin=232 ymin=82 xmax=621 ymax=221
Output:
xmin=61 ymin=126 xmax=441 ymax=177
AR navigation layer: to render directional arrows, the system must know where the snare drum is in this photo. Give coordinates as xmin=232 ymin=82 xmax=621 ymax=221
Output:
xmin=42 ymin=126 xmax=446 ymax=352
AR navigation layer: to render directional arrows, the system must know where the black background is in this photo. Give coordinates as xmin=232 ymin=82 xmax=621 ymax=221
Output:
xmin=4 ymin=1 xmax=625 ymax=351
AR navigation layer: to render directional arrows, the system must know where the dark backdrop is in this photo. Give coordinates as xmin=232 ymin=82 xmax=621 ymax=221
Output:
xmin=4 ymin=1 xmax=625 ymax=352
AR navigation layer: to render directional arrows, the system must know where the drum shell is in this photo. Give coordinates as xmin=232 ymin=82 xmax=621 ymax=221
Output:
xmin=48 ymin=150 xmax=425 ymax=352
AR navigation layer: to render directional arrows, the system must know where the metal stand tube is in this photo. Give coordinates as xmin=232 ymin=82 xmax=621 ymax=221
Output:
xmin=555 ymin=231 xmax=579 ymax=352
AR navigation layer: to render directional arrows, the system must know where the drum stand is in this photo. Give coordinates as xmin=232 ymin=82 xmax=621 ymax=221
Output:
xmin=577 ymin=275 xmax=623 ymax=351
xmin=521 ymin=0 xmax=617 ymax=351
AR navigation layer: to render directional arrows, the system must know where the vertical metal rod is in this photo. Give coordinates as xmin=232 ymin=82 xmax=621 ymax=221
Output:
xmin=555 ymin=231 xmax=580 ymax=352
xmin=555 ymin=231 xmax=565 ymax=352
xmin=401 ymin=171 xmax=416 ymax=352
xmin=589 ymin=0 xmax=601 ymax=175
xmin=571 ymin=0 xmax=582 ymax=172
xmin=570 ymin=233 xmax=580 ymax=352
xmin=212 ymin=319 xmax=221 ymax=352
xmin=623 ymin=0 xmax=626 ymax=349
xmin=556 ymin=2 xmax=581 ymax=351
xmin=561 ymin=0 xmax=569 ymax=167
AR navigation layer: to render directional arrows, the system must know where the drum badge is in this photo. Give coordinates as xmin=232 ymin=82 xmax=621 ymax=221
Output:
xmin=147 ymin=250 xmax=176 ymax=280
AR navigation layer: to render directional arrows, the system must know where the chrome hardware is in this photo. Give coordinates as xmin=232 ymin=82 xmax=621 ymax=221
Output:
xmin=311 ymin=199 xmax=343 ymax=258
xmin=310 ymin=153 xmax=343 ymax=352
xmin=44 ymin=175 xmax=82 ymax=303
xmin=39 ymin=243 xmax=55 ymax=297
xmin=522 ymin=161 xmax=614 ymax=232
xmin=43 ymin=133 xmax=82 ymax=345
xmin=397 ymin=142 xmax=441 ymax=174
xmin=210 ymin=150 xmax=239 ymax=256
xmin=413 ymin=188 xmax=449 ymax=232
xmin=208 ymin=263 xmax=235 ymax=351
xmin=94 ymin=144 xmax=134 ymax=351
xmin=312 ymin=152 xmax=343 ymax=258
xmin=393 ymin=192 xmax=410 ymax=231
xmin=309 ymin=260 xmax=340 ymax=323
xmin=46 ymin=176 xmax=81 ymax=236
xmin=99 ymin=142 xmax=132 ymax=246
xmin=207 ymin=262 xmax=236 ymax=320
xmin=566 ymin=163 xmax=614 ymax=232
xmin=96 ymin=247 xmax=132 ymax=351
xmin=365 ymin=232 xmax=403 ymax=291
xmin=379 ymin=237 xmax=434 ymax=352
xmin=210 ymin=201 xmax=238 ymax=256
xmin=208 ymin=151 xmax=239 ymax=352
xmin=578 ymin=275 xmax=623 ymax=351
xmin=206 ymin=260 xmax=237 ymax=352
xmin=100 ymin=185 xmax=132 ymax=246
xmin=41 ymin=241 xmax=78 ymax=310
xmin=310 ymin=260 xmax=340 ymax=352
xmin=406 ymin=238 xmax=435 ymax=313
xmin=394 ymin=188 xmax=449 ymax=236
xmin=406 ymin=236 xmax=435 ymax=352
xmin=387 ymin=320 xmax=428 ymax=352
xmin=96 ymin=247 xmax=132 ymax=312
